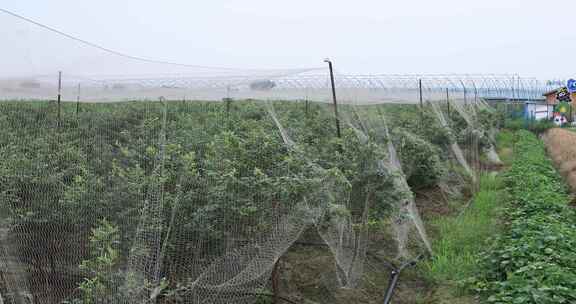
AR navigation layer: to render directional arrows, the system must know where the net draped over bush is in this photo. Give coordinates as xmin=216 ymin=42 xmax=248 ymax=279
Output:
xmin=0 ymin=9 xmax=536 ymax=303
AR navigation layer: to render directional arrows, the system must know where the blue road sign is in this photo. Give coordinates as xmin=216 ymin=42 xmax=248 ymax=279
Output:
xmin=567 ymin=79 xmax=576 ymax=93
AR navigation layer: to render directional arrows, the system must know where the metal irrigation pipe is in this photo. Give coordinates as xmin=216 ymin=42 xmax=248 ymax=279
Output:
xmin=325 ymin=59 xmax=341 ymax=139
xmin=419 ymin=78 xmax=424 ymax=128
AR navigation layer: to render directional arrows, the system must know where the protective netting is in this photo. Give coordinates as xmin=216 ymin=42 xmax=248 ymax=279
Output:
xmin=0 ymin=8 xmax=541 ymax=304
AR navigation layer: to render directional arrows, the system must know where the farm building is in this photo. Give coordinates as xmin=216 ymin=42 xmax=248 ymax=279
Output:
xmin=543 ymin=86 xmax=576 ymax=105
xmin=543 ymin=89 xmax=559 ymax=104
xmin=524 ymin=102 xmax=554 ymax=120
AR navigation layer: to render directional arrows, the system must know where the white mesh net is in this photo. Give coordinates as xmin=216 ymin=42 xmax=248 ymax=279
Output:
xmin=0 ymin=8 xmax=542 ymax=304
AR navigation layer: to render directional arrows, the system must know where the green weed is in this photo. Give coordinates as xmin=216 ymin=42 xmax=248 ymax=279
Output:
xmin=423 ymin=174 xmax=504 ymax=284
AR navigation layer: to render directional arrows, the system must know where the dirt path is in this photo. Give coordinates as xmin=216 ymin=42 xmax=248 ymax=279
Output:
xmin=542 ymin=128 xmax=576 ymax=192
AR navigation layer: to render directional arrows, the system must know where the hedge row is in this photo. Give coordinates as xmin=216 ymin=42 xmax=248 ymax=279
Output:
xmin=471 ymin=130 xmax=576 ymax=304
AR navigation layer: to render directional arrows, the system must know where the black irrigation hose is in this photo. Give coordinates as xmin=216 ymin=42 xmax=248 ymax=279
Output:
xmin=382 ymin=254 xmax=427 ymax=304
xmin=382 ymin=269 xmax=402 ymax=304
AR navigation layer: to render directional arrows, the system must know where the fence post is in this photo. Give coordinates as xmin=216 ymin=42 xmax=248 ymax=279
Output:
xmin=325 ymin=59 xmax=341 ymax=139
xmin=446 ymin=88 xmax=450 ymax=116
xmin=57 ymin=71 xmax=62 ymax=128
xmin=76 ymin=83 xmax=80 ymax=118
xmin=419 ymin=79 xmax=424 ymax=128
xmin=459 ymin=80 xmax=467 ymax=106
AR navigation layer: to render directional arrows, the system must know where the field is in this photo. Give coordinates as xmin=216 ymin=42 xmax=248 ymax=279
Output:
xmin=0 ymin=2 xmax=572 ymax=303
xmin=0 ymin=99 xmax=502 ymax=303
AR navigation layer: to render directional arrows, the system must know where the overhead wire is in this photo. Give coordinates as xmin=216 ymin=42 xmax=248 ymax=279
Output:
xmin=0 ymin=7 xmax=322 ymax=73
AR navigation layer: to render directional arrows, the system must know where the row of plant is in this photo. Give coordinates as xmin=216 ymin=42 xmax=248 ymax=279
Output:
xmin=503 ymin=118 xmax=555 ymax=134
xmin=470 ymin=130 xmax=576 ymax=303
xmin=0 ymin=100 xmax=499 ymax=302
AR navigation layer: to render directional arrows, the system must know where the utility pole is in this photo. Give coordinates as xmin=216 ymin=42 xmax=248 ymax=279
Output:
xmin=325 ymin=59 xmax=341 ymax=139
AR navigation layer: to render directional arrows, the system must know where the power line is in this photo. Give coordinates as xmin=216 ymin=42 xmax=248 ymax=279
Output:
xmin=0 ymin=7 xmax=321 ymax=73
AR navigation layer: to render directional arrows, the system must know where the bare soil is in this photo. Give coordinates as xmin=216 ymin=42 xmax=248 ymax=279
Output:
xmin=278 ymin=184 xmax=478 ymax=304
xmin=542 ymin=128 xmax=576 ymax=192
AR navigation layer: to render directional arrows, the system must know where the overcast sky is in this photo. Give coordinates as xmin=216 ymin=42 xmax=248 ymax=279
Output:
xmin=2 ymin=0 xmax=575 ymax=80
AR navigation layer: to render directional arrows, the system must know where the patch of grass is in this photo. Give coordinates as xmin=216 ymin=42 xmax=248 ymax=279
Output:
xmin=504 ymin=118 xmax=555 ymax=134
xmin=496 ymin=130 xmax=514 ymax=150
xmin=422 ymin=173 xmax=504 ymax=285
xmin=496 ymin=130 xmax=514 ymax=166
xmin=431 ymin=286 xmax=478 ymax=304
